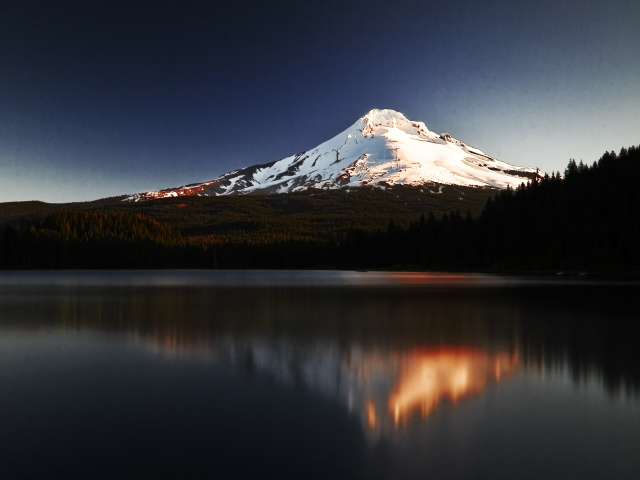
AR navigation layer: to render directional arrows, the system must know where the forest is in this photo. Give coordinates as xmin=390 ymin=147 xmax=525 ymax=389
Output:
xmin=1 ymin=146 xmax=638 ymax=273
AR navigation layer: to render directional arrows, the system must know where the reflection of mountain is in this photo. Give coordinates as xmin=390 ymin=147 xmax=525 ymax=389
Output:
xmin=0 ymin=281 xmax=637 ymax=405
xmin=137 ymin=331 xmax=519 ymax=435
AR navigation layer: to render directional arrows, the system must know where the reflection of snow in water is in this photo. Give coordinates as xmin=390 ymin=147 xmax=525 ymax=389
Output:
xmin=388 ymin=347 xmax=519 ymax=428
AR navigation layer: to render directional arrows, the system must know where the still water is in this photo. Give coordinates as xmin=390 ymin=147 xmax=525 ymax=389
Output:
xmin=0 ymin=271 xmax=638 ymax=479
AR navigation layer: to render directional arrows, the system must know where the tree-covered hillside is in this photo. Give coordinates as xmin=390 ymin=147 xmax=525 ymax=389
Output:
xmin=1 ymin=146 xmax=638 ymax=273
xmin=1 ymin=184 xmax=492 ymax=244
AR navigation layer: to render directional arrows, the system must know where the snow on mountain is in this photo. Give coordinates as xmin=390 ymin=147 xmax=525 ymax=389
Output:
xmin=127 ymin=109 xmax=538 ymax=201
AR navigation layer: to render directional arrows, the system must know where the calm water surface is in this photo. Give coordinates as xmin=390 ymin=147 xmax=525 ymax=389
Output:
xmin=0 ymin=271 xmax=638 ymax=479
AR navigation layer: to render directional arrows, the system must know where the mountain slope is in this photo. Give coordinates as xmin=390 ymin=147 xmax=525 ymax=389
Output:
xmin=128 ymin=109 xmax=538 ymax=201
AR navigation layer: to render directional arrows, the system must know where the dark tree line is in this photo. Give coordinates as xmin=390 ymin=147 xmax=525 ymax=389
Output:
xmin=1 ymin=146 xmax=638 ymax=272
xmin=0 ymin=209 xmax=334 ymax=269
xmin=335 ymin=146 xmax=640 ymax=272
xmin=0 ymin=211 xmax=195 ymax=269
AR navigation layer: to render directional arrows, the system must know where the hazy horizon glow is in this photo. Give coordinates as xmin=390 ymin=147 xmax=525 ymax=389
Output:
xmin=1 ymin=0 xmax=639 ymax=203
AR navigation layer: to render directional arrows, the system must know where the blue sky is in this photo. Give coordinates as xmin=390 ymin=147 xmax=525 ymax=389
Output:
xmin=1 ymin=0 xmax=639 ymax=202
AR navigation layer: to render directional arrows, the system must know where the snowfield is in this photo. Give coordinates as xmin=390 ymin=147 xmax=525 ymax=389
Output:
xmin=127 ymin=109 xmax=538 ymax=201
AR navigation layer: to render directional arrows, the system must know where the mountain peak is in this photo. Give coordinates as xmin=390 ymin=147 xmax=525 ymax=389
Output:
xmin=358 ymin=109 xmax=437 ymax=140
xmin=361 ymin=108 xmax=407 ymax=125
xmin=127 ymin=110 xmax=539 ymax=201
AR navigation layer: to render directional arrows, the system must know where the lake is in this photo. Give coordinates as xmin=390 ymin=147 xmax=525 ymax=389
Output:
xmin=0 ymin=271 xmax=638 ymax=479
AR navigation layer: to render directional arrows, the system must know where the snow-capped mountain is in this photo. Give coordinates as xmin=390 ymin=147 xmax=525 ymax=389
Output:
xmin=127 ymin=109 xmax=538 ymax=201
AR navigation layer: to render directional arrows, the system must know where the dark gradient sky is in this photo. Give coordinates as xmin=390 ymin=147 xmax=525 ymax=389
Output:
xmin=1 ymin=0 xmax=639 ymax=202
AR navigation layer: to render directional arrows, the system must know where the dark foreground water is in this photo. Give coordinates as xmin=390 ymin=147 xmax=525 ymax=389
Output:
xmin=0 ymin=271 xmax=638 ymax=479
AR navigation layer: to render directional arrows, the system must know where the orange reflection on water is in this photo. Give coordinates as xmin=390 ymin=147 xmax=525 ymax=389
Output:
xmin=366 ymin=398 xmax=377 ymax=429
xmin=388 ymin=347 xmax=519 ymax=426
xmin=387 ymin=272 xmax=477 ymax=285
